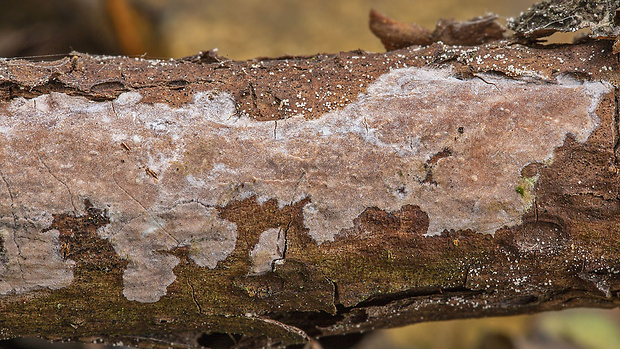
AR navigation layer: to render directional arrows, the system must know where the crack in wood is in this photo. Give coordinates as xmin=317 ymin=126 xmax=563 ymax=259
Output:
xmin=37 ymin=154 xmax=78 ymax=215
xmin=111 ymin=174 xmax=179 ymax=245
xmin=187 ymin=278 xmax=203 ymax=314
xmin=0 ymin=171 xmax=26 ymax=283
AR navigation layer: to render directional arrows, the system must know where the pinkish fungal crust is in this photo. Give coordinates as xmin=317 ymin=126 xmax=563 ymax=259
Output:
xmin=0 ymin=67 xmax=611 ymax=302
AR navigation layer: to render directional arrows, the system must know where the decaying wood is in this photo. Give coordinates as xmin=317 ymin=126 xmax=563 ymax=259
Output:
xmin=369 ymin=9 xmax=504 ymax=50
xmin=1 ymin=26 xmax=620 ymax=349
xmin=507 ymin=0 xmax=620 ymax=54
xmin=508 ymin=0 xmax=620 ymax=39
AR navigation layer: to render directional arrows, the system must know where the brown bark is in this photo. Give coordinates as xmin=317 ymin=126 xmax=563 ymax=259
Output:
xmin=369 ymin=9 xmax=504 ymax=50
xmin=0 ymin=38 xmax=619 ymax=349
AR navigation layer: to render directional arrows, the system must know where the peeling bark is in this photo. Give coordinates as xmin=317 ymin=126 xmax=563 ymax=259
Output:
xmin=0 ymin=38 xmax=620 ymax=349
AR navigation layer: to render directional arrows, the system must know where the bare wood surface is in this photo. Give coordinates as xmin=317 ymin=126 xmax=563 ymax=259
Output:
xmin=0 ymin=38 xmax=619 ymax=348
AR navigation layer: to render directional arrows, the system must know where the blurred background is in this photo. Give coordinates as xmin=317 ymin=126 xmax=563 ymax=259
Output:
xmin=1 ymin=1 xmax=618 ymax=349
xmin=0 ymin=0 xmax=541 ymax=60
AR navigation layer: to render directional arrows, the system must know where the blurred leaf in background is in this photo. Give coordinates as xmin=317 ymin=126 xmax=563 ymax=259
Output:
xmin=355 ymin=309 xmax=620 ymax=349
xmin=0 ymin=0 xmax=537 ymax=59
xmin=0 ymin=0 xmax=166 ymax=58
xmin=534 ymin=309 xmax=620 ymax=349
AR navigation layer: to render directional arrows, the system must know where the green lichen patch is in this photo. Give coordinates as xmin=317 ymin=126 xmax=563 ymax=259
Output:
xmin=517 ymin=175 xmax=539 ymax=210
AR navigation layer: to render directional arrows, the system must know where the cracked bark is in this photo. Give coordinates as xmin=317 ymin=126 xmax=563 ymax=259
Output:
xmin=38 ymin=155 xmax=78 ymax=215
xmin=0 ymin=38 xmax=620 ymax=349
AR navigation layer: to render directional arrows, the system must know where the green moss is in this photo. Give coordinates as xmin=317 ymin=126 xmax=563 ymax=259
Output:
xmin=516 ymin=186 xmax=525 ymax=196
xmin=0 ymin=198 xmax=505 ymax=345
xmin=287 ymin=232 xmax=489 ymax=307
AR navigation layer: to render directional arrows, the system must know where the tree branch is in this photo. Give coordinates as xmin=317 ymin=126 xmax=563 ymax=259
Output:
xmin=0 ymin=37 xmax=619 ymax=348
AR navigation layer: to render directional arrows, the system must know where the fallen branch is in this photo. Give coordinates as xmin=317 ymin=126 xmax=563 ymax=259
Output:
xmin=1 ymin=5 xmax=620 ymax=349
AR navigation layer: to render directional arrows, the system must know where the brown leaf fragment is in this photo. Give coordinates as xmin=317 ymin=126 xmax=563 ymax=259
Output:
xmin=614 ymin=35 xmax=620 ymax=55
xmin=369 ymin=9 xmax=504 ymax=51
xmin=369 ymin=9 xmax=433 ymax=50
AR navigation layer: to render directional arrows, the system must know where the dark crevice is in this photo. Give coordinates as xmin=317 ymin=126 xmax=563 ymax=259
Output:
xmin=166 ymin=79 xmax=189 ymax=89
xmin=472 ymin=74 xmax=500 ymax=90
xmin=0 ymin=79 xmax=119 ymax=102
xmin=89 ymin=80 xmax=127 ymax=94
xmin=462 ymin=266 xmax=470 ymax=288
xmin=280 ymin=220 xmax=291 ymax=261
xmin=197 ymin=332 xmax=241 ymax=349
xmin=265 ymin=286 xmax=483 ymax=337
xmin=353 ymin=286 xmax=482 ymax=309
xmin=331 ymin=279 xmax=340 ymax=306
xmin=187 ymin=279 xmax=203 ymax=314
xmin=265 ymin=311 xmax=345 ymax=337
xmin=505 ymin=295 xmax=539 ymax=306
xmin=280 ymin=180 xmax=308 ymax=263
